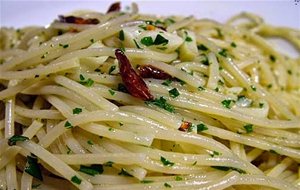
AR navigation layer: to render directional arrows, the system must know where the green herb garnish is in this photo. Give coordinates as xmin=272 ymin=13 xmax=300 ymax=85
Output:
xmin=185 ymin=36 xmax=193 ymax=42
xmin=270 ymin=55 xmax=276 ymax=62
xmin=8 ymin=135 xmax=29 ymax=146
xmin=250 ymin=85 xmax=256 ymax=91
xmin=168 ymin=88 xmax=180 ymax=98
xmin=197 ymin=123 xmax=208 ymax=132
xmin=108 ymin=89 xmax=115 ymax=96
xmin=141 ymin=36 xmax=154 ymax=46
xmin=71 ymin=175 xmax=82 ymax=185
xmin=211 ymin=166 xmax=246 ymax=174
xmin=243 ymin=124 xmax=253 ymax=133
xmin=160 ymin=156 xmax=174 ymax=166
xmin=108 ymin=65 xmax=116 ymax=74
xmin=175 ymin=176 xmax=183 ymax=181
xmin=221 ymin=99 xmax=233 ymax=109
xmin=25 ymin=155 xmax=43 ymax=181
xmin=64 ymin=121 xmax=73 ymax=129
xmin=162 ymin=79 xmax=172 ymax=86
xmin=59 ymin=43 xmax=69 ymax=48
xmin=103 ymin=161 xmax=114 ymax=167
xmin=119 ymin=30 xmax=125 ymax=41
xmin=146 ymin=97 xmax=175 ymax=113
xmin=197 ymin=44 xmax=208 ymax=51
xmin=164 ymin=183 xmax=172 ymax=188
xmin=218 ymin=49 xmax=228 ymax=57
xmin=140 ymin=180 xmax=154 ymax=183
xmin=153 ymin=34 xmax=168 ymax=45
xmin=72 ymin=107 xmax=82 ymax=114
xmin=230 ymin=42 xmax=237 ymax=48
xmin=87 ymin=140 xmax=94 ymax=145
xmin=79 ymin=164 xmax=103 ymax=176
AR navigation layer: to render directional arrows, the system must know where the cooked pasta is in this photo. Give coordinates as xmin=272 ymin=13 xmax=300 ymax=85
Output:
xmin=0 ymin=2 xmax=299 ymax=190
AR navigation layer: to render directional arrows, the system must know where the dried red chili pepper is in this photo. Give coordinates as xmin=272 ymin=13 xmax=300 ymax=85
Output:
xmin=107 ymin=2 xmax=121 ymax=13
xmin=178 ymin=121 xmax=193 ymax=132
xmin=137 ymin=65 xmax=171 ymax=80
xmin=58 ymin=15 xmax=99 ymax=25
xmin=115 ymin=49 xmax=154 ymax=101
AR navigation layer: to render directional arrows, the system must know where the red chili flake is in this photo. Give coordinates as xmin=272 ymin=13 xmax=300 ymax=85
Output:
xmin=178 ymin=121 xmax=193 ymax=132
xmin=137 ymin=65 xmax=172 ymax=80
xmin=115 ymin=49 xmax=154 ymax=101
xmin=58 ymin=15 xmax=99 ymax=25
xmin=107 ymin=2 xmax=121 ymax=13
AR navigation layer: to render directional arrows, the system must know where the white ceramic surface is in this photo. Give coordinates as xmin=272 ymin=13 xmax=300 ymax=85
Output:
xmin=1 ymin=0 xmax=299 ymax=28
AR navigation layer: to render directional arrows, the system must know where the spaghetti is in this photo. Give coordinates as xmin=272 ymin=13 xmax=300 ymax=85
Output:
xmin=0 ymin=2 xmax=299 ymax=190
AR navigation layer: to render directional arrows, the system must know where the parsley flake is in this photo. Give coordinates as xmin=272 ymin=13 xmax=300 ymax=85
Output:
xmin=141 ymin=36 xmax=154 ymax=46
xmin=25 ymin=155 xmax=43 ymax=181
xmin=160 ymin=156 xmax=174 ymax=166
xmin=197 ymin=44 xmax=208 ymax=51
xmin=221 ymin=99 xmax=233 ymax=109
xmin=79 ymin=164 xmax=103 ymax=176
xmin=164 ymin=183 xmax=172 ymax=188
xmin=243 ymin=124 xmax=253 ymax=133
xmin=59 ymin=43 xmax=69 ymax=48
xmin=169 ymin=88 xmax=180 ymax=98
xmin=71 ymin=175 xmax=82 ymax=185
xmin=72 ymin=107 xmax=82 ymax=114
xmin=146 ymin=97 xmax=175 ymax=113
xmin=197 ymin=123 xmax=208 ymax=132
xmin=119 ymin=30 xmax=125 ymax=41
xmin=8 ymin=135 xmax=29 ymax=146
xmin=108 ymin=89 xmax=115 ymax=96
xmin=64 ymin=121 xmax=73 ymax=129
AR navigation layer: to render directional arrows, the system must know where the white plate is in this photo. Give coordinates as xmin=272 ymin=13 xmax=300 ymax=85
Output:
xmin=1 ymin=0 xmax=300 ymax=28
xmin=1 ymin=0 xmax=299 ymax=57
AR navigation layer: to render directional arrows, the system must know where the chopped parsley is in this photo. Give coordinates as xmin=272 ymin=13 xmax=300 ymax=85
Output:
xmin=197 ymin=44 xmax=208 ymax=51
xmin=108 ymin=65 xmax=116 ymax=74
xmin=108 ymin=89 xmax=115 ymax=96
xmin=168 ymin=88 xmax=180 ymax=98
xmin=141 ymin=36 xmax=154 ymax=46
xmin=79 ymin=78 xmax=94 ymax=87
xmin=67 ymin=146 xmax=72 ymax=154
xmin=153 ymin=34 xmax=168 ymax=45
xmin=64 ymin=121 xmax=73 ymax=129
xmin=25 ymin=155 xmax=43 ymax=181
xmin=79 ymin=74 xmax=85 ymax=81
xmin=146 ymin=97 xmax=175 ymax=113
xmin=140 ymin=180 xmax=154 ymax=183
xmin=87 ymin=140 xmax=94 ymax=145
xmin=197 ymin=123 xmax=208 ymax=132
xmin=250 ymin=85 xmax=256 ymax=91
xmin=210 ymin=151 xmax=220 ymax=157
xmin=243 ymin=124 xmax=253 ymax=133
xmin=162 ymin=79 xmax=172 ymax=86
xmin=118 ymin=168 xmax=133 ymax=177
xmin=160 ymin=156 xmax=174 ymax=166
xmin=79 ymin=164 xmax=103 ymax=176
xmin=267 ymin=84 xmax=273 ymax=88
xmin=270 ymin=55 xmax=276 ymax=62
xmin=71 ymin=175 xmax=82 ymax=185
xmin=259 ymin=103 xmax=264 ymax=108
xmin=185 ymin=36 xmax=193 ymax=42
xmin=108 ymin=127 xmax=115 ymax=132
xmin=59 ymin=43 xmax=69 ymax=48
xmin=211 ymin=166 xmax=246 ymax=174
xmin=8 ymin=135 xmax=29 ymax=146
xmin=41 ymin=52 xmax=49 ymax=59
xmin=218 ymin=49 xmax=228 ymax=57
xmin=230 ymin=42 xmax=237 ymax=48
xmin=175 ymin=176 xmax=183 ymax=181
xmin=72 ymin=107 xmax=82 ymax=114
xmin=221 ymin=99 xmax=233 ymax=109
xmin=287 ymin=70 xmax=292 ymax=75
xmin=90 ymin=39 xmax=95 ymax=43
xmin=198 ymin=86 xmax=205 ymax=91
xmin=119 ymin=30 xmax=125 ymax=41
xmin=164 ymin=183 xmax=172 ymax=188
xmin=192 ymin=161 xmax=197 ymax=166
